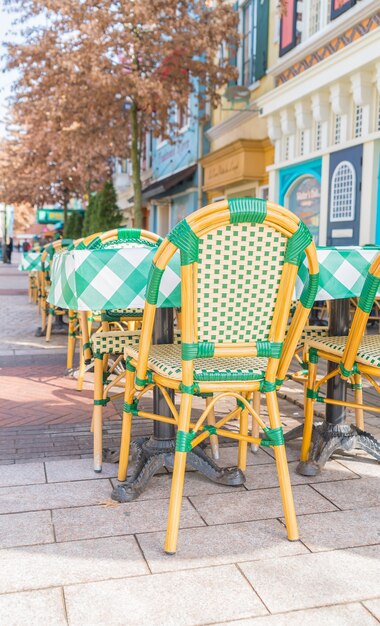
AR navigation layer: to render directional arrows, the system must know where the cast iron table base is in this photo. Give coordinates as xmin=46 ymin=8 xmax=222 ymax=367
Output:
xmin=296 ymin=422 xmax=380 ymax=476
xmin=111 ymin=436 xmax=245 ymax=502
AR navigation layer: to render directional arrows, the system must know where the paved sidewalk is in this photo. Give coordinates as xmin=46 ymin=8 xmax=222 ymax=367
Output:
xmin=0 ymin=257 xmax=379 ymax=625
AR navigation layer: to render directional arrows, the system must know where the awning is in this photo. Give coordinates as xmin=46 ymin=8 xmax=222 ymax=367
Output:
xmin=139 ymin=164 xmax=197 ymax=202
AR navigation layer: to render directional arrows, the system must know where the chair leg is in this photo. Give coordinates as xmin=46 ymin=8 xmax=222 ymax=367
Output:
xmin=238 ymin=399 xmax=249 ymax=471
xmin=267 ymin=391 xmax=299 ymax=541
xmin=205 ymin=395 xmax=219 ymax=460
xmin=45 ymin=310 xmax=54 ymax=342
xmin=300 ymin=360 xmax=317 ymax=462
xmin=251 ymin=391 xmax=261 ymax=453
xmin=118 ymin=368 xmax=136 ymax=482
xmin=76 ymin=344 xmax=86 ymax=391
xmin=93 ymin=356 xmax=104 ymax=473
xmin=67 ymin=311 xmax=76 ymax=370
xmin=353 ymin=373 xmax=364 ymax=430
xmin=165 ymin=393 xmax=192 ymax=555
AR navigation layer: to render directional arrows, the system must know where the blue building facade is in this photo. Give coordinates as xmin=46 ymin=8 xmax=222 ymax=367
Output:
xmin=144 ymin=89 xmax=208 ymax=237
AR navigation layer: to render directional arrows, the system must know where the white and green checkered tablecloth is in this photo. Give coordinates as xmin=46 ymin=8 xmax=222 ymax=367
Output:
xmin=48 ymin=246 xmax=181 ymax=310
xmin=18 ymin=252 xmax=43 ymax=272
xmin=48 ymin=245 xmax=380 ymax=311
xmin=297 ymin=246 xmax=380 ymax=301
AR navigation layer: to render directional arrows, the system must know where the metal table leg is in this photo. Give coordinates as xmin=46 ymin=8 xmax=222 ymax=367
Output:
xmin=112 ymin=308 xmax=244 ymax=503
xmin=297 ymin=299 xmax=380 ymax=475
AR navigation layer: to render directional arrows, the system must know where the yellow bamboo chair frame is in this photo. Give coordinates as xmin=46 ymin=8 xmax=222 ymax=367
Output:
xmin=301 ymin=252 xmax=380 ymax=463
xmin=116 ymin=198 xmax=319 ymax=554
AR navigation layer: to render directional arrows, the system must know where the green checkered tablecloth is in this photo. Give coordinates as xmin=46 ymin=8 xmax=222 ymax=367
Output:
xmin=48 ymin=245 xmax=380 ymax=312
xmin=18 ymin=252 xmax=43 ymax=272
xmin=297 ymin=246 xmax=380 ymax=301
xmin=48 ymin=246 xmax=181 ymax=310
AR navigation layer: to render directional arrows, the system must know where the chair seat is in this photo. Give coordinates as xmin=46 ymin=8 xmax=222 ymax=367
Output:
xmin=307 ymin=334 xmax=380 ymax=369
xmin=299 ymin=326 xmax=329 ymax=343
xmin=91 ymin=330 xmax=142 ymax=354
xmin=125 ymin=344 xmax=267 ymax=382
xmin=91 ymin=329 xmax=182 ymax=355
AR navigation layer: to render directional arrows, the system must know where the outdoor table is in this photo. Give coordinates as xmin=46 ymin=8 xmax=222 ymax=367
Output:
xmin=48 ymin=244 xmax=380 ymax=492
xmin=48 ymin=244 xmax=246 ymax=495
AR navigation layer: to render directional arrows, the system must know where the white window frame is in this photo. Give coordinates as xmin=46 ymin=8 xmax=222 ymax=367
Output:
xmin=354 ymin=104 xmax=363 ymax=139
xmin=330 ymin=160 xmax=356 ymax=223
xmin=314 ymin=121 xmax=322 ymax=151
xmin=298 ymin=129 xmax=305 ymax=156
xmin=302 ymin=0 xmax=331 ymax=41
xmin=334 ymin=114 xmax=342 ymax=145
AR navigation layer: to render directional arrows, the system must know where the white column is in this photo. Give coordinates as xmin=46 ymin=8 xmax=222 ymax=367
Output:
xmin=280 ymin=108 xmax=296 ymax=161
xmin=330 ymin=82 xmax=350 ymax=143
xmin=318 ymin=154 xmax=330 ymax=246
xmin=268 ymin=169 xmax=279 ymax=204
xmin=311 ymin=92 xmax=330 ymax=150
xmin=359 ymin=140 xmax=379 ymax=245
xmin=294 ymin=101 xmax=312 ymax=156
xmin=350 ymin=71 xmax=372 ymax=136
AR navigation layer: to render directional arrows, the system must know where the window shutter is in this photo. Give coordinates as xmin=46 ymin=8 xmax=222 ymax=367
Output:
xmin=255 ymin=0 xmax=269 ymax=80
xmin=279 ymin=0 xmax=297 ymax=57
xmin=331 ymin=0 xmax=356 ymax=21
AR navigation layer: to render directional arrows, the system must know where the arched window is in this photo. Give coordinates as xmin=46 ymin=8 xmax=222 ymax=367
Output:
xmin=330 ymin=161 xmax=356 ymax=222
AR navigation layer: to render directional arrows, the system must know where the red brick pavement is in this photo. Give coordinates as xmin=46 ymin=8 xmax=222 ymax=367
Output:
xmin=0 ymin=357 xmax=120 ymax=428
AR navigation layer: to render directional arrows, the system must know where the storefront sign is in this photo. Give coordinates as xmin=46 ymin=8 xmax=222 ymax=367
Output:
xmin=37 ymin=208 xmax=84 ymax=224
xmin=287 ymin=175 xmax=321 ymax=244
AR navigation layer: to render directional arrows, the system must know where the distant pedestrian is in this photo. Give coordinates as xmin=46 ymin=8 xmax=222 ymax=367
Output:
xmin=22 ymin=240 xmax=29 ymax=252
xmin=6 ymin=238 xmax=13 ymax=263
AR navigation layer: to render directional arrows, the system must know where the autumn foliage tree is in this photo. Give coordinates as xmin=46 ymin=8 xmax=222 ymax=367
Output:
xmin=2 ymin=0 xmax=239 ymax=227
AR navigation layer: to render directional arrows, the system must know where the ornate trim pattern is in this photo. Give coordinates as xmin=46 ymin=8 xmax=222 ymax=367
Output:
xmin=275 ymin=12 xmax=380 ymax=87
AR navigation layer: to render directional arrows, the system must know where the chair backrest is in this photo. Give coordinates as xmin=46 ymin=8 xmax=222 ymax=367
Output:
xmin=340 ymin=252 xmax=380 ymax=376
xmin=136 ymin=198 xmax=319 ymax=389
xmin=85 ymin=227 xmax=162 ymax=249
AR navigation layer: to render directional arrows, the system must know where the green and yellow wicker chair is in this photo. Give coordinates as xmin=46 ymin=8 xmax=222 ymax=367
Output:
xmin=300 ymin=252 xmax=380 ymax=466
xmin=114 ymin=198 xmax=319 ymax=554
xmin=86 ymin=228 xmax=163 ymax=472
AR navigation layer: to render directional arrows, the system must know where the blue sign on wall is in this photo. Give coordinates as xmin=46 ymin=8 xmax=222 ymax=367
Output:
xmin=279 ymin=158 xmax=322 ymax=243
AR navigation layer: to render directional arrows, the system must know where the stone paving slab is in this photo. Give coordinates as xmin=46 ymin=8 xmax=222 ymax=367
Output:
xmin=292 ymin=506 xmax=380 ymax=552
xmin=63 ymin=564 xmax=268 ymax=626
xmin=239 ymin=544 xmax=380 ymax=613
xmin=0 ymin=588 xmax=68 ymax=626
xmin=45 ymin=459 xmax=118 ymax=482
xmin=312 ymin=476 xmax=379 ymax=510
xmin=243 ymin=459 xmax=358 ymax=489
xmin=363 ymin=598 xmax=380 ymax=621
xmin=189 ymin=484 xmax=338 ymax=526
xmin=211 ymin=603 xmax=380 ymax=626
xmin=0 ymin=462 xmax=46 ymax=487
xmin=0 ymin=535 xmax=148 ymax=594
xmin=52 ymin=497 xmax=204 ymax=542
xmin=0 ymin=479 xmax=112 ymax=514
xmin=0 ymin=510 xmax=54 ymax=549
xmin=137 ymin=518 xmax=308 ymax=573
xmin=217 ymin=445 xmax=274 ymax=466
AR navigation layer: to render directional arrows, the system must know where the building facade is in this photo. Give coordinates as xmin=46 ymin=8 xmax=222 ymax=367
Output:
xmin=257 ymin=0 xmax=380 ymax=246
xmin=145 ymin=89 xmax=207 ymax=237
xmin=201 ymin=0 xmax=274 ymax=203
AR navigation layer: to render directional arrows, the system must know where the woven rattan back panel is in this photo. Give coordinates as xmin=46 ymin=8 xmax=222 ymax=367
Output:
xmin=196 ymin=223 xmax=288 ymax=343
